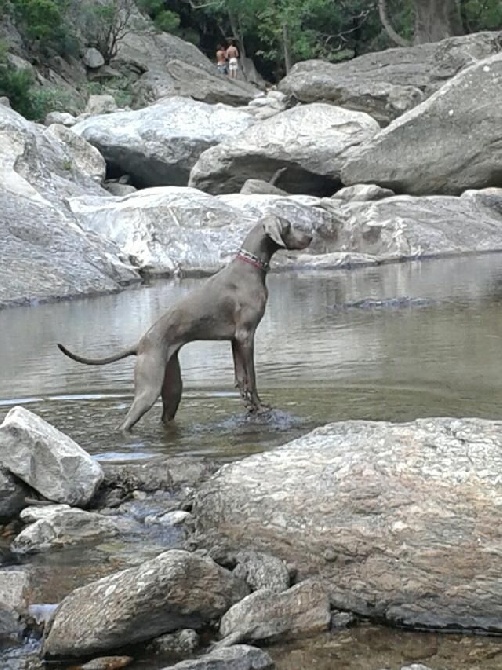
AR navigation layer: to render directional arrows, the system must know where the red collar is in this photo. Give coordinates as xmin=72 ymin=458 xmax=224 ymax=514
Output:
xmin=236 ymin=250 xmax=269 ymax=272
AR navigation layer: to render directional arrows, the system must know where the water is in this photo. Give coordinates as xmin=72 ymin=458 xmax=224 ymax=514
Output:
xmin=3 ymin=255 xmax=502 ymax=668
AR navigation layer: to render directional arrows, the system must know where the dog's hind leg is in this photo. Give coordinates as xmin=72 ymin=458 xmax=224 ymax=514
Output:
xmin=119 ymin=351 xmax=166 ymax=432
xmin=161 ymin=352 xmax=183 ymax=424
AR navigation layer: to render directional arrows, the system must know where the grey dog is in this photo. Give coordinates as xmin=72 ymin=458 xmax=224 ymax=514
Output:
xmin=58 ymin=215 xmax=312 ymax=431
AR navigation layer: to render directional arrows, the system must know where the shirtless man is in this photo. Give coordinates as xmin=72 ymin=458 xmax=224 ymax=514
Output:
xmin=226 ymin=41 xmax=239 ymax=79
xmin=216 ymin=44 xmax=227 ymax=75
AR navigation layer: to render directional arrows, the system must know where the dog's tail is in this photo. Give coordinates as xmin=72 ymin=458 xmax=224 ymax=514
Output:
xmin=57 ymin=343 xmax=137 ymax=366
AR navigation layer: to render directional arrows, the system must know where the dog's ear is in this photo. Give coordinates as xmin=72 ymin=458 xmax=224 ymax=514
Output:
xmin=263 ymin=215 xmax=290 ymax=247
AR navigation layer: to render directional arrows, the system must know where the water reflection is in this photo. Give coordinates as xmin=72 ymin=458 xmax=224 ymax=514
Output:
xmin=1 ymin=254 xmax=502 ymax=458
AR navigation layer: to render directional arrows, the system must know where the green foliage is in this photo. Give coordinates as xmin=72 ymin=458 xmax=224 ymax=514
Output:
xmin=462 ymin=0 xmax=502 ymax=32
xmin=9 ymin=0 xmax=75 ymax=55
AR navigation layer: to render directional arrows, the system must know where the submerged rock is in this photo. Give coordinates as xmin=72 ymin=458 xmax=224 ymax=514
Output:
xmin=42 ymin=550 xmax=249 ymax=658
xmin=0 ymin=407 xmax=104 ymax=507
xmin=193 ymin=417 xmax=502 ymax=632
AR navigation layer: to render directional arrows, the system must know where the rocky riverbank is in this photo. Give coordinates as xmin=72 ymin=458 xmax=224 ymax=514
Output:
xmin=2 ymin=406 xmax=502 ymax=669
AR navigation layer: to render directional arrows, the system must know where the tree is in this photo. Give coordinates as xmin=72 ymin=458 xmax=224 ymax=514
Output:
xmin=413 ymin=0 xmax=463 ymax=43
xmin=78 ymin=0 xmax=138 ymax=64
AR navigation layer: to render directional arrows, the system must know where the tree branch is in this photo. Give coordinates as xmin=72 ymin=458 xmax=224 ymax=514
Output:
xmin=377 ymin=0 xmax=410 ymax=47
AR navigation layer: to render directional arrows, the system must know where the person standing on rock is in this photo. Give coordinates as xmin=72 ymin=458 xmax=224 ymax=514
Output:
xmin=216 ymin=45 xmax=228 ymax=75
xmin=226 ymin=41 xmax=239 ymax=79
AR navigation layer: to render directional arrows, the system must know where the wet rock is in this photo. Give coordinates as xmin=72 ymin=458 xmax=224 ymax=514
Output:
xmin=72 ymin=97 xmax=254 ymax=189
xmin=316 ymin=193 xmax=502 ymax=262
xmin=331 ymin=184 xmax=395 ymax=202
xmin=279 ymin=31 xmax=502 ymax=124
xmin=233 ymin=551 xmax=290 ymax=593
xmin=67 ymin=188 xmax=329 ymax=276
xmin=189 ymin=103 xmax=379 ymax=196
xmin=0 ymin=569 xmax=31 ymax=637
xmin=84 ymin=94 xmax=118 ymax=116
xmin=193 ymin=417 xmax=502 ymax=632
xmin=342 ymin=53 xmax=502 ymax=196
xmin=220 ymin=581 xmax=331 ymax=643
xmin=164 ymin=645 xmax=274 ymax=670
xmin=148 ymin=628 xmax=200 ymax=657
xmin=80 ymin=657 xmax=133 ymax=670
xmin=0 ymin=407 xmax=104 ymax=507
xmin=42 ymin=549 xmax=250 ymax=658
xmin=145 ymin=511 xmax=193 ymax=527
xmin=0 ymin=104 xmax=139 ymax=310
xmin=11 ymin=505 xmax=119 ymax=554
xmin=0 ymin=467 xmax=31 ymax=521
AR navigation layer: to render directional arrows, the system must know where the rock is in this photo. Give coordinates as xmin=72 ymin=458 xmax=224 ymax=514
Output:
xmin=315 ymin=193 xmax=502 ymax=262
xmin=0 ymin=569 xmax=31 ymax=637
xmin=164 ymin=645 xmax=274 ymax=670
xmin=42 ymin=550 xmax=250 ymax=658
xmin=341 ymin=52 xmax=502 ymax=196
xmin=0 ymin=467 xmax=30 ymax=521
xmin=73 ymin=97 xmax=254 ymax=188
xmin=146 ymin=511 xmax=193 ymax=527
xmin=332 ymin=184 xmax=395 ymax=202
xmin=148 ymin=628 xmax=200 ymax=657
xmin=189 ymin=103 xmax=379 ymax=196
xmin=104 ymin=182 xmax=137 ymax=196
xmin=193 ymin=417 xmax=502 ymax=631
xmin=0 ymin=406 xmax=104 ymax=506
xmin=233 ymin=551 xmax=290 ymax=593
xmin=132 ymin=61 xmax=258 ymax=108
xmin=85 ymin=94 xmax=118 ymax=115
xmin=240 ymin=180 xmax=288 ymax=196
xmin=67 ymin=188 xmax=330 ymax=275
xmin=279 ymin=31 xmax=502 ymax=125
xmin=80 ymin=657 xmax=133 ymax=670
xmin=46 ymin=124 xmax=106 ymax=182
xmin=83 ymin=47 xmax=105 ymax=70
xmin=44 ymin=111 xmax=77 ymax=127
xmin=11 ymin=505 xmax=119 ymax=554
xmin=0 ymin=95 xmax=10 ymax=107
xmin=219 ymin=581 xmax=331 ymax=642
xmin=0 ymin=104 xmax=139 ymax=310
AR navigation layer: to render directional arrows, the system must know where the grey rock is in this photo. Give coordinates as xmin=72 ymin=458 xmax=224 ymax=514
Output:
xmin=279 ymin=31 xmax=502 ymax=125
xmin=83 ymin=47 xmax=105 ymax=70
xmin=240 ymin=180 xmax=288 ymax=196
xmin=80 ymin=657 xmax=133 ymax=670
xmin=0 ymin=569 xmax=31 ymax=637
xmin=147 ymin=511 xmax=193 ymax=527
xmin=0 ymin=466 xmax=30 ymax=521
xmin=105 ymin=182 xmax=137 ymax=196
xmin=0 ymin=95 xmax=10 ymax=107
xmin=42 ymin=550 xmax=250 ymax=658
xmin=0 ymin=406 xmax=104 ymax=506
xmin=189 ymin=103 xmax=379 ymax=196
xmin=193 ymin=417 xmax=502 ymax=631
xmin=133 ymin=61 xmax=258 ymax=108
xmin=332 ymin=184 xmax=395 ymax=202
xmin=11 ymin=505 xmax=119 ymax=553
xmin=85 ymin=94 xmax=118 ymax=116
xmin=44 ymin=111 xmax=76 ymax=127
xmin=342 ymin=52 xmax=502 ymax=195
xmin=315 ymin=193 xmax=502 ymax=262
xmin=163 ymin=645 xmax=274 ymax=670
xmin=46 ymin=124 xmax=105 ymax=182
xmin=67 ymin=188 xmax=330 ymax=275
xmin=148 ymin=628 xmax=200 ymax=657
xmin=233 ymin=551 xmax=290 ymax=593
xmin=220 ymin=581 xmax=331 ymax=642
xmin=73 ymin=97 xmax=254 ymax=188
xmin=0 ymin=104 xmax=139 ymax=310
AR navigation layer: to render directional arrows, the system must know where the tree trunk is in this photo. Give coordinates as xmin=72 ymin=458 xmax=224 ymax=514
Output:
xmin=377 ymin=0 xmax=410 ymax=47
xmin=413 ymin=0 xmax=463 ymax=44
xmin=282 ymin=21 xmax=292 ymax=74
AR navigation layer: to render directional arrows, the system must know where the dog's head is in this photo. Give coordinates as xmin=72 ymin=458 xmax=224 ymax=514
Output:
xmin=263 ymin=215 xmax=312 ymax=251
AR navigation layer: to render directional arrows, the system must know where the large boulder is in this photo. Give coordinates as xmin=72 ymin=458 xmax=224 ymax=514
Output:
xmin=189 ymin=103 xmax=379 ymax=196
xmin=0 ymin=406 xmax=104 ymax=507
xmin=341 ymin=52 xmax=502 ymax=196
xmin=67 ymin=187 xmax=331 ymax=275
xmin=193 ymin=417 xmax=502 ymax=631
xmin=72 ymin=97 xmax=255 ymax=188
xmin=279 ymin=31 xmax=502 ymax=125
xmin=132 ymin=60 xmax=258 ymax=108
xmin=0 ymin=104 xmax=138 ymax=310
xmin=42 ymin=549 xmax=249 ymax=658
xmin=314 ymin=192 xmax=502 ymax=261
